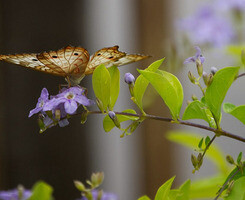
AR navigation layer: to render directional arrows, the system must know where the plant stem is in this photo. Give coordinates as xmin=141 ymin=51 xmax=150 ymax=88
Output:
xmin=86 ymin=111 xmax=245 ymax=143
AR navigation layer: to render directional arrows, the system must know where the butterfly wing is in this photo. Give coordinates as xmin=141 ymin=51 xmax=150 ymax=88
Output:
xmin=0 ymin=46 xmax=90 ymax=79
xmin=0 ymin=53 xmax=64 ymax=75
xmin=85 ymin=46 xmax=150 ymax=75
xmin=85 ymin=45 xmax=126 ymax=75
xmin=105 ymin=54 xmax=151 ymax=68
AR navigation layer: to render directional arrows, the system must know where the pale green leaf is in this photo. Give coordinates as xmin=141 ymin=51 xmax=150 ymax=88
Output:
xmin=223 ymin=103 xmax=245 ymax=125
xmin=92 ymin=64 xmax=111 ymax=111
xmin=182 ymin=100 xmax=216 ymax=128
xmin=29 ymin=181 xmax=53 ymax=200
xmin=138 ymin=69 xmax=183 ymax=120
xmin=205 ymin=67 xmax=240 ymax=123
xmin=138 ymin=195 xmax=151 ymax=200
xmin=190 ymin=174 xmax=226 ymax=199
xmin=134 ymin=58 xmax=165 ymax=110
xmin=154 ymin=176 xmax=175 ymax=200
xmin=108 ymin=66 xmax=120 ymax=109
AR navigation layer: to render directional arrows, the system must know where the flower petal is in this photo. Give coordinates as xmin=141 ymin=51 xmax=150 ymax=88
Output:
xmin=64 ymin=100 xmax=77 ymax=114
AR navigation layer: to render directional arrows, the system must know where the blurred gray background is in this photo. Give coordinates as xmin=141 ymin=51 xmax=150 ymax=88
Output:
xmin=0 ymin=0 xmax=244 ymax=200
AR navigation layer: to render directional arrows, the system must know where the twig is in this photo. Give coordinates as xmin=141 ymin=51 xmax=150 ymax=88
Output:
xmin=86 ymin=111 xmax=245 ymax=143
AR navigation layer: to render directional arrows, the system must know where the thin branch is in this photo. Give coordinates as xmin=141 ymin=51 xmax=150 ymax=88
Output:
xmin=86 ymin=111 xmax=245 ymax=143
xmin=237 ymin=72 xmax=245 ymax=79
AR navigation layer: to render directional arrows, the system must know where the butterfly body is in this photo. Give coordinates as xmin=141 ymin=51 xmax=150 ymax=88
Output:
xmin=0 ymin=45 xmax=149 ymax=86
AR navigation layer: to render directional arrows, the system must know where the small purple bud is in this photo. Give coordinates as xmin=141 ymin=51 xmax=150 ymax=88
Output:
xmin=210 ymin=67 xmax=218 ymax=75
xmin=108 ymin=111 xmax=120 ymax=128
xmin=108 ymin=111 xmax=116 ymax=120
xmin=124 ymin=73 xmax=135 ymax=84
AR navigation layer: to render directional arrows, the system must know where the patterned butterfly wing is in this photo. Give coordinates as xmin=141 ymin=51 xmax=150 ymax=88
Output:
xmin=84 ymin=45 xmax=126 ymax=75
xmin=0 ymin=46 xmax=90 ymax=80
xmin=0 ymin=53 xmax=63 ymax=75
xmin=105 ymin=54 xmax=151 ymax=68
xmin=37 ymin=46 xmax=90 ymax=77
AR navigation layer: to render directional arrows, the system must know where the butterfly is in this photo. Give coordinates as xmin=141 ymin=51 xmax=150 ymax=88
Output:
xmin=0 ymin=45 xmax=150 ymax=86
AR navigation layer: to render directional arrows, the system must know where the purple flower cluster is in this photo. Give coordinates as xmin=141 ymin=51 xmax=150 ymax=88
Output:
xmin=0 ymin=189 xmax=31 ymax=200
xmin=29 ymin=87 xmax=94 ymax=129
xmin=178 ymin=5 xmax=234 ymax=47
xmin=78 ymin=190 xmax=117 ymax=200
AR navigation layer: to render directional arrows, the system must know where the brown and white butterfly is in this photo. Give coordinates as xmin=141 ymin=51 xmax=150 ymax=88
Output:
xmin=0 ymin=45 xmax=150 ymax=86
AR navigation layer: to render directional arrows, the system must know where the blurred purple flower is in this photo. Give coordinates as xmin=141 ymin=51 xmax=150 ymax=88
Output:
xmin=184 ymin=46 xmax=205 ymax=64
xmin=28 ymin=88 xmax=49 ymax=117
xmin=178 ymin=5 xmax=234 ymax=46
xmin=215 ymin=0 xmax=245 ymax=11
xmin=43 ymin=87 xmax=93 ymax=115
xmin=79 ymin=190 xmax=117 ymax=200
xmin=0 ymin=188 xmax=31 ymax=200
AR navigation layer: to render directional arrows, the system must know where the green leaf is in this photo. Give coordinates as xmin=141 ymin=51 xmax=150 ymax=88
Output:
xmin=166 ymin=131 xmax=229 ymax=174
xmin=103 ymin=109 xmax=139 ymax=132
xmin=198 ymin=138 xmax=204 ymax=149
xmin=237 ymin=152 xmax=243 ymax=164
xmin=225 ymin=176 xmax=245 ymax=200
xmin=205 ymin=66 xmax=240 ymax=123
xmin=108 ymin=66 xmax=120 ymax=109
xmin=205 ymin=136 xmax=211 ymax=147
xmin=92 ymin=64 xmax=111 ymax=111
xmin=154 ymin=176 xmax=175 ymax=200
xmin=134 ymin=58 xmax=165 ymax=110
xmin=190 ymin=174 xmax=226 ymax=199
xmin=138 ymin=195 xmax=151 ymax=200
xmin=223 ymin=103 xmax=245 ymax=125
xmin=138 ymin=69 xmax=183 ymax=120
xmin=182 ymin=100 xmax=216 ymax=128
xmin=175 ymin=179 xmax=191 ymax=200
xmin=29 ymin=181 xmax=53 ymax=200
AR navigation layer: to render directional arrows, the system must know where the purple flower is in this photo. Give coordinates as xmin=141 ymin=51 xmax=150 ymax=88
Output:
xmin=124 ymin=73 xmax=135 ymax=84
xmin=79 ymin=190 xmax=117 ymax=200
xmin=178 ymin=5 xmax=234 ymax=47
xmin=0 ymin=188 xmax=31 ymax=200
xmin=29 ymin=88 xmax=49 ymax=117
xmin=184 ymin=46 xmax=205 ymax=64
xmin=43 ymin=86 xmax=93 ymax=115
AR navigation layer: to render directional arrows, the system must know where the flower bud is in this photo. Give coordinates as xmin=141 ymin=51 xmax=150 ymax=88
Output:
xmin=202 ymin=71 xmax=208 ymax=85
xmin=207 ymin=73 xmax=213 ymax=86
xmin=188 ymin=71 xmax=195 ymax=84
xmin=124 ymin=73 xmax=135 ymax=84
xmin=191 ymin=154 xmax=198 ymax=168
xmin=74 ymin=180 xmax=86 ymax=191
xmin=81 ymin=110 xmax=88 ymax=124
xmin=226 ymin=155 xmax=235 ymax=165
xmin=108 ymin=111 xmax=121 ymax=128
xmin=191 ymin=94 xmax=198 ymax=101
xmin=196 ymin=59 xmax=203 ymax=77
xmin=197 ymin=153 xmax=203 ymax=168
xmin=129 ymin=121 xmax=140 ymax=133
xmin=210 ymin=67 xmax=218 ymax=75
xmin=91 ymin=172 xmax=104 ymax=187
